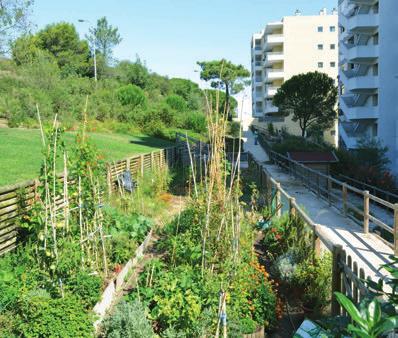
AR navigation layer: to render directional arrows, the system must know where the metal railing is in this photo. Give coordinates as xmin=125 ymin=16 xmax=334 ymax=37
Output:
xmin=265 ymin=147 xmax=398 ymax=254
xmin=248 ymin=153 xmax=382 ymax=315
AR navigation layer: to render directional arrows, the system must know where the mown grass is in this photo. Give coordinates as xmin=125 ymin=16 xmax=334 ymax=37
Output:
xmin=0 ymin=128 xmax=174 ymax=186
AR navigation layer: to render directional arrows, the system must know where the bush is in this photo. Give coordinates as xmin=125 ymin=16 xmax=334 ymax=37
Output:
xmin=66 ymin=271 xmax=102 ymax=309
xmin=165 ymin=94 xmax=187 ymax=112
xmin=116 ymin=84 xmax=146 ymax=108
xmin=15 ymin=292 xmax=93 ymax=337
xmin=293 ymin=253 xmax=332 ymax=311
xmin=101 ymin=300 xmax=154 ymax=338
xmin=184 ymin=112 xmax=207 ymax=133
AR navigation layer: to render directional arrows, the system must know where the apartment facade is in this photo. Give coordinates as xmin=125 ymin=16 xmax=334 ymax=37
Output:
xmin=251 ymin=9 xmax=339 ymax=146
xmin=338 ymin=0 xmax=398 ymax=174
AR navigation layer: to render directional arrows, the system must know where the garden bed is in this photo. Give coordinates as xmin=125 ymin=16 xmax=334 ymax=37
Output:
xmin=93 ymin=228 xmax=153 ymax=329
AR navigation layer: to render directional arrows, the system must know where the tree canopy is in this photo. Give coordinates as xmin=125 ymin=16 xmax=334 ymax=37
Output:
xmin=0 ymin=0 xmax=33 ymax=54
xmin=197 ymin=59 xmax=249 ymax=119
xmin=12 ymin=22 xmax=91 ymax=76
xmin=87 ymin=17 xmax=121 ymax=64
xmin=273 ymin=71 xmax=338 ymax=137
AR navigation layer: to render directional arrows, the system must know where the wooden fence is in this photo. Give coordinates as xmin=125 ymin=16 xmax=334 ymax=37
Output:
xmin=0 ymin=147 xmax=177 ymax=256
xmin=248 ymin=154 xmax=377 ymax=316
xmin=252 ymin=128 xmax=398 ymax=255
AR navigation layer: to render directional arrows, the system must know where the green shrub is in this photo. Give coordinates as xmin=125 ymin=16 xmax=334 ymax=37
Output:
xmin=293 ymin=253 xmax=332 ymax=311
xmin=15 ymin=292 xmax=93 ymax=337
xmin=183 ymin=112 xmax=206 ymax=133
xmin=66 ymin=271 xmax=102 ymax=309
xmin=165 ymin=94 xmax=187 ymax=112
xmin=101 ymin=300 xmax=154 ymax=338
xmin=117 ymin=84 xmax=146 ymax=108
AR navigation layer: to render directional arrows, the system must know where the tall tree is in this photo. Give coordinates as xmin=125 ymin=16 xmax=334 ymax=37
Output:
xmin=273 ymin=71 xmax=338 ymax=137
xmin=0 ymin=0 xmax=33 ymax=54
xmin=36 ymin=22 xmax=90 ymax=76
xmin=197 ymin=59 xmax=249 ymax=119
xmin=87 ymin=17 xmax=121 ymax=64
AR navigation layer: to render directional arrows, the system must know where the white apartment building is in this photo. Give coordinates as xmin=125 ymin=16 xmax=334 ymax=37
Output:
xmin=338 ymin=0 xmax=398 ymax=174
xmin=251 ymin=9 xmax=339 ymax=145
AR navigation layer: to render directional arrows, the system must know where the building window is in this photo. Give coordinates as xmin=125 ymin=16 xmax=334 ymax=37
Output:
xmin=330 ymin=44 xmax=336 ymax=49
xmin=330 ymin=62 xmax=336 ymax=67
xmin=318 ymin=62 xmax=324 ymax=68
xmin=330 ymin=26 xmax=336 ymax=32
xmin=317 ymin=44 xmax=324 ymax=50
xmin=317 ymin=26 xmax=323 ymax=32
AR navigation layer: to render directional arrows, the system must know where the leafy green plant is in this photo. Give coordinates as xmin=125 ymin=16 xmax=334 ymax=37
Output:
xmin=335 ymin=293 xmax=398 ymax=338
xmin=293 ymin=254 xmax=332 ymax=311
xmin=66 ymin=271 xmax=102 ymax=309
xmin=100 ymin=300 xmax=154 ymax=338
xmin=15 ymin=292 xmax=93 ymax=337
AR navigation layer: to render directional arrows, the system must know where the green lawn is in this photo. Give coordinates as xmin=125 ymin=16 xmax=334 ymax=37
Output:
xmin=0 ymin=128 xmax=174 ymax=186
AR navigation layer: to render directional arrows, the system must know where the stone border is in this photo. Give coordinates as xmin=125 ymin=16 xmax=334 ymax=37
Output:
xmin=92 ymin=229 xmax=153 ymax=329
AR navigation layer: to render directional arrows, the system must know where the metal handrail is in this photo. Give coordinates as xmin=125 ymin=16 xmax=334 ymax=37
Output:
xmin=253 ymin=131 xmax=398 ymax=254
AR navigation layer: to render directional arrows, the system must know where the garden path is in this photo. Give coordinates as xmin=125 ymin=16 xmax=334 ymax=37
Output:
xmin=242 ymin=121 xmax=393 ymax=285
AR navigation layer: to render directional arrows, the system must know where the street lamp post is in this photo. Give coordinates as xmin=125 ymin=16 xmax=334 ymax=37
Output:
xmin=78 ymin=19 xmax=97 ymax=82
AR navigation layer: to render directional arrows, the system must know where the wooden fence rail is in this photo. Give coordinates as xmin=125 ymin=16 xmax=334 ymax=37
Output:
xmin=0 ymin=147 xmax=178 ymax=256
xmin=253 ymin=129 xmax=398 ymax=255
xmin=248 ymin=154 xmax=377 ymax=316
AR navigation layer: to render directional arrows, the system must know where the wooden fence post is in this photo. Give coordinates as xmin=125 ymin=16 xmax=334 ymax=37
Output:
xmin=126 ymin=158 xmax=130 ymax=172
xmin=150 ymin=151 xmax=154 ymax=169
xmin=363 ymin=190 xmax=369 ymax=234
xmin=289 ymin=197 xmax=296 ymax=217
xmin=394 ymin=203 xmax=398 ymax=256
xmin=275 ymin=182 xmax=281 ymax=217
xmin=313 ymin=231 xmax=321 ymax=257
xmin=342 ymin=183 xmax=347 ymax=216
xmin=106 ymin=164 xmax=112 ymax=196
xmin=140 ymin=154 xmax=144 ymax=176
xmin=331 ymin=244 xmax=343 ymax=316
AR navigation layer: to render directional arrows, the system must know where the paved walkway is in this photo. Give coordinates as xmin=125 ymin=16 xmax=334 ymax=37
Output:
xmin=242 ymin=122 xmax=393 ymax=284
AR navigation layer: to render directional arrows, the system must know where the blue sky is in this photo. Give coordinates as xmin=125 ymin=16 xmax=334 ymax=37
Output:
xmin=32 ymin=0 xmax=336 ymax=115
xmin=32 ymin=0 xmax=336 ymax=81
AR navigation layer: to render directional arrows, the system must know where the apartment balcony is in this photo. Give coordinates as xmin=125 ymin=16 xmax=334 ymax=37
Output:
xmin=347 ymin=13 xmax=379 ymax=33
xmin=345 ymin=75 xmax=378 ymax=92
xmin=339 ymin=122 xmax=358 ymax=149
xmin=254 ymin=76 xmax=263 ymax=84
xmin=264 ymin=52 xmax=284 ymax=66
xmin=341 ymin=91 xmax=375 ymax=108
xmin=253 ymin=46 xmax=263 ymax=55
xmin=264 ymin=34 xmax=284 ymax=50
xmin=264 ymin=103 xmax=279 ymax=114
xmin=253 ymin=61 xmax=263 ymax=70
xmin=349 ymin=0 xmax=379 ymax=5
xmin=253 ymin=108 xmax=264 ymax=117
xmin=265 ymin=68 xmax=284 ymax=82
xmin=340 ymin=97 xmax=379 ymax=120
xmin=340 ymin=62 xmax=371 ymax=79
xmin=346 ymin=44 xmax=378 ymax=63
xmin=266 ymin=86 xmax=279 ymax=98
xmin=254 ymin=91 xmax=264 ymax=100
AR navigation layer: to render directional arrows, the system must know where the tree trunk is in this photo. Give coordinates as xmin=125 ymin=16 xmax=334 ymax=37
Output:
xmin=301 ymin=127 xmax=306 ymax=138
